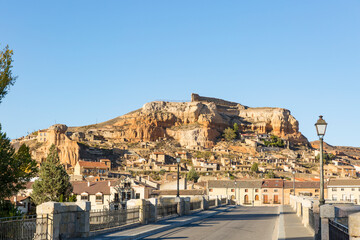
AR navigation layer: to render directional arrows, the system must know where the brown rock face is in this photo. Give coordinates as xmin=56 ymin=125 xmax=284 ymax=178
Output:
xmin=27 ymin=124 xmax=80 ymax=166
xmin=70 ymin=94 xmax=308 ymax=148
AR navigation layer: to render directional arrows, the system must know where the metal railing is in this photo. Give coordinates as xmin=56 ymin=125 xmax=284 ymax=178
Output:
xmin=89 ymin=207 xmax=140 ymax=232
xmin=157 ymin=204 xmax=177 ymax=220
xmin=208 ymin=199 xmax=216 ymax=207
xmin=190 ymin=201 xmax=202 ymax=211
xmin=0 ymin=214 xmax=52 ymax=240
xmin=329 ymin=219 xmax=349 ymax=240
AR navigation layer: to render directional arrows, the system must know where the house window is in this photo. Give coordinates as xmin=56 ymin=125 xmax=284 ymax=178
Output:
xmin=114 ymin=193 xmax=119 ymax=202
xmin=332 ymin=195 xmax=337 ymax=201
xmin=352 ymin=188 xmax=355 ymax=191
xmin=274 ymin=189 xmax=278 ymax=192
xmin=255 ymin=189 xmax=259 ymax=193
xmin=81 ymin=194 xmax=88 ymax=201
xmin=96 ymin=194 xmax=103 ymax=202
xmin=342 ymin=194 xmax=347 ymax=201
xmin=341 ymin=188 xmax=344 ymax=191
xmin=209 ymin=189 xmax=213 ymax=192
xmin=332 ymin=188 xmax=337 ymax=191
xmin=245 ymin=189 xmax=248 ymax=192
xmin=231 ymin=189 xmax=235 ymax=192
xmin=263 ymin=189 xmax=268 ymax=192
xmin=136 ymin=193 xmax=140 ymax=199
xmin=315 ymin=189 xmax=319 ymax=193
xmin=126 ymin=192 xmax=131 ymax=200
xmin=255 ymin=195 xmax=259 ymax=201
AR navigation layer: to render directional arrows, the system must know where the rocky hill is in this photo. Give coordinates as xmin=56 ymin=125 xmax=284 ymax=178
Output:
xmin=13 ymin=94 xmax=309 ymax=166
xmin=69 ymin=93 xmax=308 ymax=147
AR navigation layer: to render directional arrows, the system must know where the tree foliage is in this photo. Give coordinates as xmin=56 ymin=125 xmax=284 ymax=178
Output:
xmin=31 ymin=144 xmax=73 ymax=205
xmin=187 ymin=167 xmax=199 ymax=183
xmin=265 ymin=170 xmax=275 ymax=179
xmin=263 ymin=135 xmax=284 ymax=147
xmin=0 ymin=128 xmax=38 ymax=203
xmin=0 ymin=45 xmax=17 ymax=104
xmin=250 ymin=162 xmax=259 ymax=172
xmin=223 ymin=127 xmax=236 ymax=142
xmin=315 ymin=153 xmax=335 ymax=164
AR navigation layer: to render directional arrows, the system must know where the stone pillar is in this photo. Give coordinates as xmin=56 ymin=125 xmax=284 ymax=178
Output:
xmin=139 ymin=199 xmax=147 ymax=224
xmin=177 ymin=198 xmax=185 ymax=216
xmin=147 ymin=198 xmax=158 ymax=223
xmin=184 ymin=198 xmax=190 ymax=215
xmin=201 ymin=196 xmax=209 ymax=210
xmin=301 ymin=200 xmax=312 ymax=228
xmin=215 ymin=196 xmax=219 ymax=207
xmin=349 ymin=212 xmax=360 ymax=240
xmin=296 ymin=202 xmax=302 ymax=216
xmin=320 ymin=204 xmax=335 ymax=240
xmin=35 ymin=201 xmax=91 ymax=240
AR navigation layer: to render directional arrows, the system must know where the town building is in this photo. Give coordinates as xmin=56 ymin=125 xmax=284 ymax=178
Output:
xmin=327 ymin=179 xmax=360 ymax=203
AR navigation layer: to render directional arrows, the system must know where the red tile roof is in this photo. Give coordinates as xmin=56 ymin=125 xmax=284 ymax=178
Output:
xmin=72 ymin=181 xmax=114 ymax=195
xmin=78 ymin=161 xmax=109 ymax=169
xmin=262 ymin=179 xmax=284 ymax=188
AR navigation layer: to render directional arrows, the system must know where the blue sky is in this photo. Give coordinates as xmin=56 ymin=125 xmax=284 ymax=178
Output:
xmin=0 ymin=1 xmax=359 ymax=147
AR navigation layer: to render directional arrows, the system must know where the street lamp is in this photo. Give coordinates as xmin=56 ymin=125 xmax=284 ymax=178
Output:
xmin=315 ymin=115 xmax=328 ymax=206
xmin=292 ymin=171 xmax=296 ymax=196
xmin=176 ymin=157 xmax=181 ymax=198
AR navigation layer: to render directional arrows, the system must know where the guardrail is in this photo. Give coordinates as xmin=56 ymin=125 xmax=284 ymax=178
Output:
xmin=89 ymin=207 xmax=140 ymax=232
xmin=0 ymin=214 xmax=52 ymax=240
xmin=329 ymin=219 xmax=349 ymax=240
xmin=157 ymin=204 xmax=177 ymax=220
xmin=190 ymin=201 xmax=202 ymax=211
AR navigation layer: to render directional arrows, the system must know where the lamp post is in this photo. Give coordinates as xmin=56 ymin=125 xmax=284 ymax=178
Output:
xmin=176 ymin=157 xmax=181 ymax=198
xmin=235 ymin=181 xmax=237 ymax=205
xmin=315 ymin=115 xmax=328 ymax=206
xmin=292 ymin=171 xmax=296 ymax=196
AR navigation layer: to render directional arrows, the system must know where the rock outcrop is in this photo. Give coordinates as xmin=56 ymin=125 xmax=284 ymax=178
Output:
xmin=15 ymin=94 xmax=308 ymax=166
xmin=70 ymin=93 xmax=308 ymax=148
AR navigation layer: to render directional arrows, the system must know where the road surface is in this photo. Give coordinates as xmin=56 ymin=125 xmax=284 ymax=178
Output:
xmin=143 ymin=206 xmax=279 ymax=240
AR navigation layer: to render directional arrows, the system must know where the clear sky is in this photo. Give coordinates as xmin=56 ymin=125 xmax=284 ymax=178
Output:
xmin=0 ymin=1 xmax=359 ymax=147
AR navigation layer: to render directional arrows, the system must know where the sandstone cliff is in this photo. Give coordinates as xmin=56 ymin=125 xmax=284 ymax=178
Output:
xmin=14 ymin=94 xmax=308 ymax=166
xmin=69 ymin=93 xmax=308 ymax=148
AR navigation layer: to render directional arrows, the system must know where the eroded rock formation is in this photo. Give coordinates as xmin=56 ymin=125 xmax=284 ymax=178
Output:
xmin=70 ymin=93 xmax=308 ymax=148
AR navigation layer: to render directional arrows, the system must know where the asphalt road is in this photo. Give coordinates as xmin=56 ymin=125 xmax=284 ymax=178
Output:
xmin=142 ymin=206 xmax=279 ymax=240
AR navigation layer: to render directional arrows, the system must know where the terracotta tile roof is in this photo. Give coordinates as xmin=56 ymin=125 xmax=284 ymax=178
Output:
xmin=262 ymin=179 xmax=284 ymax=188
xmin=208 ymin=180 xmax=263 ymax=188
xmin=284 ymin=181 xmax=320 ymax=189
xmin=78 ymin=161 xmax=109 ymax=169
xmin=152 ymin=189 xmax=205 ymax=196
xmin=328 ymin=179 xmax=360 ymax=187
xmin=153 ymin=152 xmax=165 ymax=155
xmin=72 ymin=181 xmax=114 ymax=195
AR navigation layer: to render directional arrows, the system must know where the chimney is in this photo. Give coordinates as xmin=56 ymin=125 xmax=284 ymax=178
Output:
xmin=87 ymin=181 xmax=90 ymax=187
xmin=108 ymin=181 xmax=111 ymax=187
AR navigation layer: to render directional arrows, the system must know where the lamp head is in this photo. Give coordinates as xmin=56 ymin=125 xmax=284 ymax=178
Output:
xmin=176 ymin=157 xmax=181 ymax=163
xmin=315 ymin=115 xmax=327 ymax=138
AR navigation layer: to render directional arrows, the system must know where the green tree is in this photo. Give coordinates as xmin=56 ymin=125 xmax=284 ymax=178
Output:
xmin=265 ymin=170 xmax=275 ymax=179
xmin=223 ymin=127 xmax=236 ymax=141
xmin=233 ymin=123 xmax=239 ymax=138
xmin=315 ymin=153 xmax=334 ymax=164
xmin=0 ymin=45 xmax=17 ymax=103
xmin=31 ymin=144 xmax=73 ymax=205
xmin=187 ymin=167 xmax=199 ymax=183
xmin=263 ymin=135 xmax=284 ymax=147
xmin=0 ymin=129 xmax=38 ymax=207
xmin=159 ymin=169 xmax=166 ymax=175
xmin=250 ymin=162 xmax=259 ymax=172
